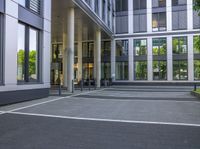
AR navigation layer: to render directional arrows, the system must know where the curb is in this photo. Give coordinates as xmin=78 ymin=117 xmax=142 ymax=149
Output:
xmin=191 ymin=91 xmax=200 ymax=99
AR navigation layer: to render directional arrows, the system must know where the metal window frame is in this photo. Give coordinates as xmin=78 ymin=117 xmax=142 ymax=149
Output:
xmin=0 ymin=13 xmax=4 ymax=85
xmin=18 ymin=22 xmax=42 ymax=84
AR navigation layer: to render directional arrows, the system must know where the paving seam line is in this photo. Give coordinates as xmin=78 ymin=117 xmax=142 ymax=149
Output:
xmin=68 ymin=97 xmax=200 ymax=103
xmin=7 ymin=111 xmax=200 ymax=127
xmin=0 ymin=88 xmax=105 ymax=115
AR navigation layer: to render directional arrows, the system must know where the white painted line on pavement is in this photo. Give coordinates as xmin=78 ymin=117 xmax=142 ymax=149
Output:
xmin=8 ymin=111 xmax=200 ymax=127
xmin=2 ymin=89 xmax=105 ymax=113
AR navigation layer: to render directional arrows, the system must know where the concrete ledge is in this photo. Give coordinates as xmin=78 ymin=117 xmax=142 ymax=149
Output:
xmin=0 ymin=88 xmax=49 ymax=106
xmin=191 ymin=91 xmax=200 ymax=99
xmin=113 ymin=81 xmax=199 ymax=86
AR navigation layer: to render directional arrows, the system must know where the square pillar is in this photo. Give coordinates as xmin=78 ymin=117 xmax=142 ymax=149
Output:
xmin=128 ymin=0 xmax=133 ymax=34
xmin=111 ymin=39 xmax=116 ymax=81
xmin=167 ymin=36 xmax=173 ymax=81
xmin=188 ymin=35 xmax=194 ymax=81
xmin=166 ymin=0 xmax=172 ymax=31
xmin=147 ymin=37 xmax=153 ymax=81
xmin=187 ymin=0 xmax=193 ymax=30
xmin=128 ymin=38 xmax=133 ymax=81
xmin=147 ymin=0 xmax=152 ymax=33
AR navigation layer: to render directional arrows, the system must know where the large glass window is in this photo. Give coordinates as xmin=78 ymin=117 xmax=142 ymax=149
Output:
xmin=135 ymin=61 xmax=147 ymax=80
xmin=116 ymin=62 xmax=128 ymax=80
xmin=172 ymin=37 xmax=187 ymax=54
xmin=95 ymin=0 xmax=99 ymax=15
xmin=17 ymin=23 xmax=40 ymax=83
xmin=134 ymin=14 xmax=147 ymax=33
xmin=173 ymin=60 xmax=188 ymax=80
xmin=194 ymin=35 xmax=200 ymax=54
xmin=153 ymin=38 xmax=167 ymax=55
xmin=194 ymin=60 xmax=200 ymax=80
xmin=152 ymin=12 xmax=166 ymax=32
xmin=134 ymin=39 xmax=147 ymax=56
xmin=0 ymin=14 xmax=3 ymax=85
xmin=116 ymin=40 xmax=128 ymax=56
xmin=133 ymin=0 xmax=146 ymax=10
xmin=82 ymin=42 xmax=94 ymax=58
xmin=153 ymin=61 xmax=167 ymax=80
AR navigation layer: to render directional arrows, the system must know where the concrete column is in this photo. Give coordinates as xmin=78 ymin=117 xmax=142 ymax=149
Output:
xmin=147 ymin=37 xmax=153 ymax=81
xmin=128 ymin=38 xmax=133 ymax=81
xmin=67 ymin=8 xmax=75 ymax=92
xmin=63 ymin=32 xmax=68 ymax=87
xmin=147 ymin=0 xmax=152 ymax=33
xmin=77 ymin=20 xmax=82 ymax=81
xmin=95 ymin=28 xmax=101 ymax=87
xmin=188 ymin=35 xmax=194 ymax=81
xmin=166 ymin=0 xmax=172 ymax=31
xmin=128 ymin=0 xmax=133 ymax=34
xmin=187 ymin=0 xmax=193 ymax=30
xmin=111 ymin=39 xmax=116 ymax=81
xmin=167 ymin=36 xmax=173 ymax=81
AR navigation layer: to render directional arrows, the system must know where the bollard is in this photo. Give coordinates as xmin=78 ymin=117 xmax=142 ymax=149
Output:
xmin=72 ymin=80 xmax=74 ymax=93
xmin=59 ymin=84 xmax=62 ymax=96
xmin=94 ymin=79 xmax=96 ymax=90
xmin=89 ymin=79 xmax=91 ymax=91
xmin=194 ymin=84 xmax=197 ymax=91
xmin=81 ymin=79 xmax=83 ymax=92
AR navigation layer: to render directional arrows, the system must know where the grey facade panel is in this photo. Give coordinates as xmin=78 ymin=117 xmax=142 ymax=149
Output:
xmin=18 ymin=5 xmax=43 ymax=30
xmin=116 ymin=56 xmax=128 ymax=62
xmin=152 ymin=7 xmax=166 ymax=13
xmin=0 ymin=88 xmax=49 ymax=106
xmin=172 ymin=10 xmax=187 ymax=30
xmin=172 ymin=5 xmax=187 ymax=11
xmin=0 ymin=0 xmax=4 ymax=13
xmin=194 ymin=54 xmax=200 ymax=59
xmin=133 ymin=9 xmax=147 ymax=15
xmin=173 ymin=54 xmax=188 ymax=60
xmin=133 ymin=14 xmax=147 ymax=33
xmin=116 ymin=15 xmax=128 ymax=34
xmin=153 ymin=55 xmax=167 ymax=61
xmin=134 ymin=56 xmax=147 ymax=61
xmin=193 ymin=11 xmax=200 ymax=29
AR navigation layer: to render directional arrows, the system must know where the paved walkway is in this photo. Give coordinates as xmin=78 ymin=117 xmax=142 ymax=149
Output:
xmin=0 ymin=86 xmax=200 ymax=149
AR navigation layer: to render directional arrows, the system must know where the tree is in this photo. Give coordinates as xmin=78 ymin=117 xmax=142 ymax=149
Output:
xmin=194 ymin=0 xmax=200 ymax=15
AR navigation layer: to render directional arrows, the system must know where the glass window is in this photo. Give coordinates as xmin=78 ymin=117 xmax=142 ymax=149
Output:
xmin=102 ymin=0 xmax=106 ymax=21
xmin=173 ymin=60 xmax=188 ymax=80
xmin=18 ymin=0 xmax=41 ymax=15
xmin=153 ymin=61 xmax=167 ymax=80
xmin=172 ymin=0 xmax=187 ymax=6
xmin=194 ymin=35 xmax=200 ymax=54
xmin=17 ymin=23 xmax=40 ymax=83
xmin=194 ymin=60 xmax=200 ymax=80
xmin=116 ymin=0 xmax=128 ymax=12
xmin=17 ymin=24 xmax=25 ymax=82
xmin=116 ymin=40 xmax=128 ymax=56
xmin=101 ymin=62 xmax=111 ymax=79
xmin=83 ymin=63 xmax=94 ymax=80
xmin=0 ymin=14 xmax=3 ymax=84
xmin=95 ymin=0 xmax=99 ymax=15
xmin=172 ymin=10 xmax=187 ymax=30
xmin=29 ymin=28 xmax=38 ymax=81
xmin=82 ymin=42 xmax=94 ymax=58
xmin=153 ymin=0 xmax=166 ymax=7
xmin=134 ymin=39 xmax=147 ymax=56
xmin=102 ymin=41 xmax=111 ymax=58
xmin=116 ymin=62 xmax=128 ymax=80
xmin=173 ymin=37 xmax=187 ymax=54
xmin=135 ymin=61 xmax=147 ymax=80
xmin=153 ymin=38 xmax=167 ymax=55
xmin=152 ymin=12 xmax=166 ymax=32
xmin=133 ymin=0 xmax=146 ymax=10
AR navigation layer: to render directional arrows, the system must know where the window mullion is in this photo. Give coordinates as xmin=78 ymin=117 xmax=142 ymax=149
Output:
xmin=24 ymin=26 xmax=29 ymax=82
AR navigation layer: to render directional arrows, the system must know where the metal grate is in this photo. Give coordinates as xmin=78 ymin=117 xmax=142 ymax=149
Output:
xmin=29 ymin=0 xmax=41 ymax=15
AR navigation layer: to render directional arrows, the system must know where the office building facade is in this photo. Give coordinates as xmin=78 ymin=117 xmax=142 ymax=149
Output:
xmin=0 ymin=0 xmax=200 ymax=105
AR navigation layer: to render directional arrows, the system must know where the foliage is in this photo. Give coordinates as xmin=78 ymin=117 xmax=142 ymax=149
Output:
xmin=194 ymin=0 xmax=200 ymax=15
